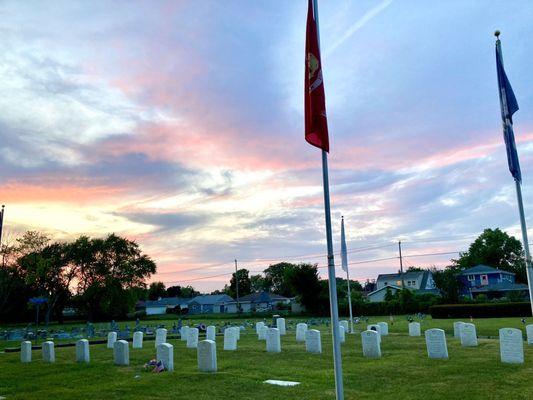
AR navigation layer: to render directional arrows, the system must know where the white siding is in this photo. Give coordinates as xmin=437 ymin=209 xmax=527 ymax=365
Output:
xmin=146 ymin=306 xmax=167 ymax=315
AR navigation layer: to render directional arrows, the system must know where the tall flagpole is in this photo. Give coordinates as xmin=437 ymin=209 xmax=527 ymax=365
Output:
xmin=0 ymin=205 xmax=4 ymax=248
xmin=313 ymin=1 xmax=343 ymax=397
xmin=495 ymin=31 xmax=533 ymax=314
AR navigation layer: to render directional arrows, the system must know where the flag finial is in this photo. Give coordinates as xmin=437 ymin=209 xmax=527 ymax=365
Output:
xmin=494 ymin=30 xmax=500 ymax=38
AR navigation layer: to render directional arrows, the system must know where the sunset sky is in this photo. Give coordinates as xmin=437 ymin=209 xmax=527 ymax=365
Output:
xmin=1 ymin=0 xmax=532 ymax=292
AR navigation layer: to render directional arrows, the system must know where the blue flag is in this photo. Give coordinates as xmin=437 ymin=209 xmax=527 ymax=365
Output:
xmin=496 ymin=39 xmax=521 ymax=183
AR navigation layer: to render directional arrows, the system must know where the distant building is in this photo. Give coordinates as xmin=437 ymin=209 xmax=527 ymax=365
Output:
xmin=366 ymin=270 xmax=438 ymax=302
xmin=188 ymin=294 xmax=236 ymax=314
xmin=143 ymin=297 xmax=191 ymax=315
xmin=458 ymin=264 xmax=529 ymax=299
xmin=233 ymin=291 xmax=290 ymax=313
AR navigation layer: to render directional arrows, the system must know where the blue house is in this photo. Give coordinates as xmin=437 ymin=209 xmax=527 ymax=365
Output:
xmin=188 ymin=294 xmax=236 ymax=314
xmin=458 ymin=264 xmax=528 ymax=299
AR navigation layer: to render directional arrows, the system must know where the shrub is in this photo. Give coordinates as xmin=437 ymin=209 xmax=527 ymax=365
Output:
xmin=429 ymin=302 xmax=532 ymax=318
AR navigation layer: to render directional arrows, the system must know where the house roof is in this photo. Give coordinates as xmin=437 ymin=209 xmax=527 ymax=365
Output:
xmin=460 ymin=264 xmax=515 ymax=276
xmin=366 ymin=284 xmax=401 ymax=298
xmin=469 ymin=282 xmax=528 ymax=293
xmin=189 ymin=294 xmax=234 ymax=305
xmin=237 ymin=291 xmax=289 ymax=303
xmin=376 ymin=270 xmax=427 ymax=282
xmin=144 ymin=297 xmax=191 ymax=308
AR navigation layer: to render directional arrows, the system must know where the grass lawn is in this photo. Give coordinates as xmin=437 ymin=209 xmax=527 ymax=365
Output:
xmin=1 ymin=316 xmax=533 ymax=399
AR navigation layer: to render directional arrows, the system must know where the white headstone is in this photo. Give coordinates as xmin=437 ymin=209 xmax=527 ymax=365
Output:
xmin=187 ymin=327 xmax=199 ymax=349
xmin=453 ymin=321 xmax=465 ymax=338
xmin=305 ymin=329 xmax=322 ymax=354
xmin=113 ymin=340 xmax=129 ymax=366
xmin=107 ymin=332 xmax=117 ymax=349
xmin=460 ymin=323 xmax=478 ymax=347
xmin=21 ymin=341 xmax=32 ymax=363
xmin=340 ymin=320 xmax=349 ymax=334
xmin=133 ymin=331 xmax=143 ymax=349
xmin=223 ymin=327 xmax=238 ymax=351
xmin=157 ymin=343 xmax=174 ymax=371
xmin=409 ymin=322 xmax=421 ymax=337
xmin=76 ymin=339 xmax=90 ymax=363
xmin=256 ymin=321 xmax=265 ymax=335
xmin=377 ymin=322 xmax=389 ymax=335
xmin=180 ymin=326 xmax=190 ymax=341
xmin=361 ymin=330 xmax=381 ymax=358
xmin=296 ymin=323 xmax=308 ymax=342
xmin=198 ymin=340 xmax=217 ymax=372
xmin=499 ymin=328 xmax=524 ymax=364
xmin=339 ymin=325 xmax=346 ymax=343
xmin=425 ymin=328 xmax=448 ymax=359
xmin=42 ymin=341 xmax=55 ymax=363
xmin=526 ymin=324 xmax=533 ymax=345
xmin=266 ymin=327 xmax=281 ymax=353
xmin=258 ymin=325 xmax=268 ymax=340
xmin=155 ymin=328 xmax=167 ymax=348
xmin=235 ymin=326 xmax=241 ymax=341
xmin=276 ymin=318 xmax=286 ymax=335
xmin=367 ymin=324 xmax=381 ymax=343
xmin=206 ymin=325 xmax=216 ymax=341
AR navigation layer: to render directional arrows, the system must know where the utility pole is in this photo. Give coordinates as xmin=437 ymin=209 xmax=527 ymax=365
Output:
xmin=0 ymin=205 xmax=4 ymax=247
xmin=398 ymin=241 xmax=405 ymax=289
xmin=234 ymin=259 xmax=240 ymax=313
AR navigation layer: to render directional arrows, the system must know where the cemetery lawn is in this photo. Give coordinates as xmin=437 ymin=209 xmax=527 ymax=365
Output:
xmin=1 ymin=316 xmax=533 ymax=400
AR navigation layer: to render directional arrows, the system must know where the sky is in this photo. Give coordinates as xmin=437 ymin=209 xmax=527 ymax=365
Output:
xmin=1 ymin=0 xmax=533 ymax=292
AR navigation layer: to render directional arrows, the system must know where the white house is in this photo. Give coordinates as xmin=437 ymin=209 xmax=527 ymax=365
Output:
xmin=366 ymin=270 xmax=438 ymax=302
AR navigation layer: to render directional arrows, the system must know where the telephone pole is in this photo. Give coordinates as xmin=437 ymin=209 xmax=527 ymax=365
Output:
xmin=0 ymin=205 xmax=5 ymax=247
xmin=234 ymin=259 xmax=240 ymax=313
xmin=398 ymin=241 xmax=405 ymax=289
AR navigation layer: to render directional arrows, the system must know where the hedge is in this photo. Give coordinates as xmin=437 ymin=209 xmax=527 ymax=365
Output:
xmin=429 ymin=302 xmax=532 ymax=318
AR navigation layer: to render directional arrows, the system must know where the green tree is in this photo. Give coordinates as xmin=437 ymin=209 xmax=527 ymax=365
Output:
xmin=431 ymin=266 xmax=462 ymax=303
xmin=284 ymin=263 xmax=328 ymax=314
xmin=263 ymin=262 xmax=297 ymax=296
xmin=226 ymin=269 xmax=251 ymax=299
xmin=453 ymin=228 xmax=526 ymax=282
xmin=148 ymin=281 xmax=166 ymax=300
xmin=250 ymin=274 xmax=268 ymax=292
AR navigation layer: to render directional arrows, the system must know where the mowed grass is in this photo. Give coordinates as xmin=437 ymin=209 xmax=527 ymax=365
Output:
xmin=1 ymin=316 xmax=533 ymax=400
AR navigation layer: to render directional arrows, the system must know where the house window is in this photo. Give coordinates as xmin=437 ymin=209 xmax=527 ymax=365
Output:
xmin=467 ymin=275 xmax=475 ymax=281
xmin=396 ymin=280 xmax=402 ymax=286
xmin=480 ymin=274 xmax=489 ymax=285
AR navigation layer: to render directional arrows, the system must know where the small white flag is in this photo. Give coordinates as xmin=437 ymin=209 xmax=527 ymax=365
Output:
xmin=341 ymin=217 xmax=348 ymax=272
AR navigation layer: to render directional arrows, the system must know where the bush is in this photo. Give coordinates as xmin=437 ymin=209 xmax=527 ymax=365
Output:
xmin=429 ymin=302 xmax=532 ymax=318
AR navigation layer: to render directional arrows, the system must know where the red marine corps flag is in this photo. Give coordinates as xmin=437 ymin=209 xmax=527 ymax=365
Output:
xmin=305 ymin=0 xmax=329 ymax=152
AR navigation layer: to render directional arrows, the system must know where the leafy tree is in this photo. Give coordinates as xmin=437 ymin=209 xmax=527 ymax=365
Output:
xmin=148 ymin=281 xmax=166 ymax=300
xmin=384 ymin=287 xmax=394 ymax=302
xmin=180 ymin=285 xmax=200 ymax=298
xmin=431 ymin=266 xmax=462 ymax=303
xmin=226 ymin=268 xmax=251 ymax=299
xmin=284 ymin=263 xmax=328 ymax=314
xmin=250 ymin=274 xmax=268 ymax=292
xmin=453 ymin=228 xmax=526 ymax=282
xmin=263 ymin=262 xmax=297 ymax=296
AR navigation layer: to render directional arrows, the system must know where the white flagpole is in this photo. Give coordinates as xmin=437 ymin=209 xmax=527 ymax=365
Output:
xmin=313 ymin=1 xmax=343 ymax=398
xmin=341 ymin=216 xmax=354 ymax=334
xmin=495 ymin=32 xmax=533 ymax=314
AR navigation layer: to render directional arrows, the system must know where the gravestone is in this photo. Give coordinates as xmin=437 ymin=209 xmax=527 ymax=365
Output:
xmin=305 ymin=329 xmax=322 ymax=354
xmin=453 ymin=321 xmax=465 ymax=339
xmin=339 ymin=325 xmax=346 ymax=344
xmin=157 ymin=343 xmax=174 ymax=371
xmin=460 ymin=323 xmax=478 ymax=347
xmin=340 ymin=320 xmax=349 ymax=334
xmin=276 ymin=318 xmax=286 ymax=335
xmin=107 ymin=332 xmax=117 ymax=349
xmin=258 ymin=325 xmax=268 ymax=340
xmin=223 ymin=327 xmax=238 ymax=351
xmin=133 ymin=331 xmax=143 ymax=349
xmin=21 ymin=341 xmax=32 ymax=363
xmin=361 ymin=330 xmax=381 ymax=358
xmin=180 ymin=326 xmax=190 ymax=341
xmin=377 ymin=322 xmax=389 ymax=335
xmin=266 ymin=328 xmax=281 ymax=353
xmin=187 ymin=327 xmax=199 ymax=348
xmin=367 ymin=324 xmax=381 ymax=343
xmin=256 ymin=321 xmax=265 ymax=335
xmin=409 ymin=322 xmax=421 ymax=337
xmin=42 ymin=341 xmax=55 ymax=363
xmin=206 ymin=325 xmax=216 ymax=341
xmin=499 ymin=328 xmax=524 ymax=364
xmin=526 ymin=324 xmax=533 ymax=345
xmin=113 ymin=340 xmax=129 ymax=366
xmin=425 ymin=328 xmax=448 ymax=359
xmin=155 ymin=328 xmax=167 ymax=348
xmin=235 ymin=326 xmax=241 ymax=341
xmin=198 ymin=340 xmax=217 ymax=372
xmin=76 ymin=339 xmax=90 ymax=363
xmin=296 ymin=323 xmax=308 ymax=342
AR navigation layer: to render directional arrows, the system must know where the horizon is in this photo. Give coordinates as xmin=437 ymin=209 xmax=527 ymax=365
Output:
xmin=1 ymin=0 xmax=533 ymax=292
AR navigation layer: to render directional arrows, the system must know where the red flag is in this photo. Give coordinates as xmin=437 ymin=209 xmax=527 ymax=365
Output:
xmin=305 ymin=0 xmax=329 ymax=152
